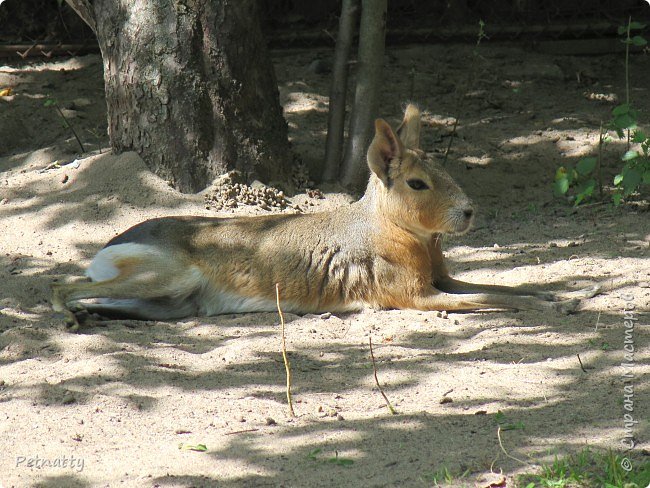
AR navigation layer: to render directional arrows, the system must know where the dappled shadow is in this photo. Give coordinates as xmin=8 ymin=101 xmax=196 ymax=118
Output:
xmin=2 ymin=43 xmax=649 ymax=486
xmin=0 ymin=55 xmax=107 ymax=164
xmin=32 ymin=474 xmax=91 ymax=488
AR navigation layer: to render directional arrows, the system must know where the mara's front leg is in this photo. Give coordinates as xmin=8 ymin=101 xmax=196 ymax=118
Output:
xmin=410 ymin=287 xmax=580 ymax=314
xmin=434 ymin=276 xmax=602 ymax=303
xmin=435 ymin=275 xmax=557 ymax=301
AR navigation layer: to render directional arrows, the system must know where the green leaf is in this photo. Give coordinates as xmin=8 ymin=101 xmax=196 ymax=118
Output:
xmin=603 ymin=134 xmax=615 ymax=143
xmin=622 ymin=150 xmax=639 ymax=161
xmin=612 ymin=193 xmax=623 ymax=206
xmin=623 ymin=168 xmax=642 ymax=195
xmin=632 ymin=130 xmax=647 ymax=143
xmin=554 ymin=166 xmax=567 ymax=181
xmin=328 ymin=457 xmax=354 ymax=466
xmin=612 ymin=103 xmax=629 ymax=116
xmin=554 ymin=177 xmax=569 ymax=196
xmin=525 ymin=484 xmax=536 ymax=488
xmin=179 ymin=443 xmax=208 ymax=452
xmin=581 ymin=179 xmax=596 ymax=195
xmin=307 ymin=448 xmax=322 ymax=460
xmin=576 ymin=157 xmax=597 ymax=175
xmin=629 ymin=21 xmax=647 ymax=30
xmin=613 ymin=113 xmax=637 ymax=130
xmin=615 ymin=128 xmax=625 ymax=139
xmin=617 ymin=25 xmax=627 ymax=35
xmin=614 ymin=174 xmax=624 ymax=185
xmin=44 ymin=99 xmax=57 ymax=107
xmin=631 ymin=35 xmax=648 ymax=46
xmin=574 ymin=179 xmax=595 ymax=205
xmin=643 ymin=170 xmax=650 ymax=184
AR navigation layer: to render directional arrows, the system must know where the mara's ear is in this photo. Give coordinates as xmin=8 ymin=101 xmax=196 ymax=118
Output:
xmin=367 ymin=119 xmax=403 ymax=186
xmin=396 ymin=104 xmax=421 ymax=149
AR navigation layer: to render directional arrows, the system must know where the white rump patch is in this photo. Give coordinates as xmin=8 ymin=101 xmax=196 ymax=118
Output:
xmin=86 ymin=243 xmax=165 ymax=282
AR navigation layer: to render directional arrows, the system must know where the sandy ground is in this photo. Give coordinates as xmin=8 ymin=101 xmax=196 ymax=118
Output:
xmin=1 ymin=43 xmax=649 ymax=487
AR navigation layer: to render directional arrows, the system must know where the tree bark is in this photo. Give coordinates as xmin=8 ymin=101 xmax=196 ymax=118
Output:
xmin=322 ymin=0 xmax=359 ymax=183
xmin=89 ymin=0 xmax=291 ymax=192
xmin=340 ymin=0 xmax=387 ymax=191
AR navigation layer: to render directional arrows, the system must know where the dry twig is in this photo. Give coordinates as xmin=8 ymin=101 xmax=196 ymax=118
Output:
xmin=369 ymin=337 xmax=397 ymax=415
xmin=577 ymin=354 xmax=588 ymax=373
xmin=276 ymin=284 xmax=295 ymax=417
xmin=497 ymin=426 xmax=530 ymax=466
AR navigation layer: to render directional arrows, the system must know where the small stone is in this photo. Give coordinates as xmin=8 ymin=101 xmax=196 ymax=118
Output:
xmin=337 ymin=414 xmax=344 ymax=421
xmin=638 ymin=282 xmax=650 ymax=288
xmin=320 ymin=312 xmax=332 ymax=320
xmin=440 ymin=396 xmax=453 ymax=404
xmin=236 ymin=415 xmax=246 ymax=423
xmin=265 ymin=417 xmax=277 ymax=426
xmin=549 ymin=242 xmax=558 ymax=248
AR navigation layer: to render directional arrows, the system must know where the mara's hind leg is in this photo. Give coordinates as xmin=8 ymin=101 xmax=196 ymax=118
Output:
xmin=82 ymin=298 xmax=199 ymax=321
xmin=51 ymin=245 xmax=203 ymax=329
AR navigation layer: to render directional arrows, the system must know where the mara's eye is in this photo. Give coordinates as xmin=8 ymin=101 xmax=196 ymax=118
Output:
xmin=406 ymin=179 xmax=429 ymax=191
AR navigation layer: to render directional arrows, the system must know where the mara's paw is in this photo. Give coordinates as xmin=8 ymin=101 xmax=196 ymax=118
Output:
xmin=553 ymin=298 xmax=580 ymax=315
xmin=535 ymin=291 xmax=559 ymax=302
xmin=62 ymin=310 xmax=81 ymax=331
xmin=54 ymin=304 xmax=87 ymax=332
xmin=557 ymin=284 xmax=602 ymax=301
xmin=573 ymin=284 xmax=602 ymax=300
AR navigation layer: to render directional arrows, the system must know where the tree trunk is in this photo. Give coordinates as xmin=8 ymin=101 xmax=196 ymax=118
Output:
xmin=340 ymin=0 xmax=387 ymax=191
xmin=89 ymin=0 xmax=291 ymax=192
xmin=322 ymin=0 xmax=359 ymax=183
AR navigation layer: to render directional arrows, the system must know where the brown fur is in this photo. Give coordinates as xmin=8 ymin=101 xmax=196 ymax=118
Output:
xmin=52 ymin=104 xmax=596 ymax=329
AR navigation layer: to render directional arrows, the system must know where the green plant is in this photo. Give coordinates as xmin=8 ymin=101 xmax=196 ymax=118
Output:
xmin=518 ymin=448 xmax=650 ymax=488
xmin=554 ymin=18 xmax=648 ymax=206
xmin=420 ymin=465 xmax=470 ymax=486
xmin=307 ymin=448 xmax=355 ymax=467
xmin=178 ymin=443 xmax=208 ymax=452
xmin=494 ymin=410 xmax=525 ymax=431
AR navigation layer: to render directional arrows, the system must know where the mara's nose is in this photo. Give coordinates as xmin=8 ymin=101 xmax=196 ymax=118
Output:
xmin=463 ymin=207 xmax=474 ymax=219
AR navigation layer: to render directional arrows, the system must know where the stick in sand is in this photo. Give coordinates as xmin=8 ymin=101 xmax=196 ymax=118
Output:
xmin=369 ymin=337 xmax=397 ymax=415
xmin=276 ymin=284 xmax=296 ymax=417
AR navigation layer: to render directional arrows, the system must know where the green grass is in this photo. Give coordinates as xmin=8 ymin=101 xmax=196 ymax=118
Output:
xmin=519 ymin=448 xmax=650 ymax=488
xmin=420 ymin=465 xmax=470 ymax=486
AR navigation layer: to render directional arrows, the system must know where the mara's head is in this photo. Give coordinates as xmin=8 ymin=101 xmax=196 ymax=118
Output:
xmin=366 ymin=104 xmax=474 ymax=236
